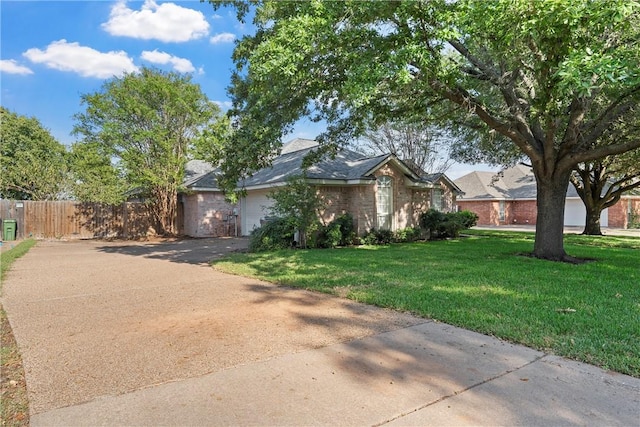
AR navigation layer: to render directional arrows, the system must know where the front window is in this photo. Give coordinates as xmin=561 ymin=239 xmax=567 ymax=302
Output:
xmin=432 ymin=188 xmax=443 ymax=211
xmin=499 ymin=200 xmax=506 ymax=221
xmin=376 ymin=176 xmax=393 ymax=230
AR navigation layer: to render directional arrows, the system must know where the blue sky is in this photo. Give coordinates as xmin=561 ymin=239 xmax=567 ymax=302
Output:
xmin=1 ymin=0 xmax=493 ymax=179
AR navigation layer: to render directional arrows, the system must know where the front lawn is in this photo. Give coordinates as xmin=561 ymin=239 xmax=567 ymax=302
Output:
xmin=213 ymin=230 xmax=640 ymax=377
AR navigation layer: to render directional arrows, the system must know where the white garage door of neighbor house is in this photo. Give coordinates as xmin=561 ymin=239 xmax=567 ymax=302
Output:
xmin=241 ymin=190 xmax=274 ymax=236
xmin=564 ymin=199 xmax=608 ymax=227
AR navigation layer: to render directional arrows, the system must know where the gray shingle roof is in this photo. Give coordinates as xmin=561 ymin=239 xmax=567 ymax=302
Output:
xmin=183 ymin=160 xmax=216 ymax=187
xmin=454 ymin=164 xmax=579 ymax=199
xmin=184 ymin=138 xmax=457 ymax=191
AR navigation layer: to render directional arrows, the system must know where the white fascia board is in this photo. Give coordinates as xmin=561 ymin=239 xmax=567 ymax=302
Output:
xmin=187 ymin=187 xmax=222 ymax=192
xmin=306 ymin=178 xmax=375 ymax=186
xmin=240 ymin=182 xmax=289 ymax=192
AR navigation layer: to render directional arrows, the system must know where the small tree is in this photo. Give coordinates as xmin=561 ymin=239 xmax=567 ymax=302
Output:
xmin=267 ymin=174 xmax=324 ymax=248
xmin=73 ymin=67 xmax=222 ymax=235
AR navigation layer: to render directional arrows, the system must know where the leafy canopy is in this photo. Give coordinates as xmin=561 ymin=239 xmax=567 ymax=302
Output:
xmin=0 ymin=107 xmax=69 ymax=200
xmin=73 ymin=67 xmax=224 ymax=234
xmin=213 ymin=0 xmax=640 ymax=260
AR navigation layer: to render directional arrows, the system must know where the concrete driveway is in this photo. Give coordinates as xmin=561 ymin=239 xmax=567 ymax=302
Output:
xmin=2 ymin=238 xmax=639 ymax=426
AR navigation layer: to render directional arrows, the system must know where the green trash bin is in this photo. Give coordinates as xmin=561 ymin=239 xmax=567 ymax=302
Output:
xmin=3 ymin=219 xmax=17 ymax=241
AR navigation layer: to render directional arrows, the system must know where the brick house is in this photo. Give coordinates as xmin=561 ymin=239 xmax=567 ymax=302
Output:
xmin=180 ymin=139 xmax=461 ymax=237
xmin=454 ymin=164 xmax=640 ymax=228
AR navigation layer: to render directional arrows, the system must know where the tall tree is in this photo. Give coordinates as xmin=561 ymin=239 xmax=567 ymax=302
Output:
xmin=73 ymin=68 xmax=222 ymax=235
xmin=69 ymin=140 xmax=126 ymax=205
xmin=571 ymin=150 xmax=640 ymax=235
xmin=0 ymin=107 xmax=69 ymax=200
xmin=357 ymin=119 xmax=453 ymax=175
xmin=213 ymin=0 xmax=640 ymax=261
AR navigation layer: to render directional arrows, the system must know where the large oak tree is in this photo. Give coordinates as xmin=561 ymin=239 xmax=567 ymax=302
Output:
xmin=73 ymin=68 xmax=223 ymax=235
xmin=213 ymin=0 xmax=640 ymax=261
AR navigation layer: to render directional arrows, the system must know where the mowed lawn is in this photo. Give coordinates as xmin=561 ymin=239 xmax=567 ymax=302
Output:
xmin=213 ymin=230 xmax=640 ymax=377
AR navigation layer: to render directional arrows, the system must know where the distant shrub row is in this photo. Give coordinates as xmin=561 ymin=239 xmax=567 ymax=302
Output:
xmin=249 ymin=210 xmax=478 ymax=252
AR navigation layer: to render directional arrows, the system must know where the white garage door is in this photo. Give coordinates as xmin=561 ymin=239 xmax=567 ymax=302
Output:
xmin=564 ymin=199 xmax=608 ymax=227
xmin=241 ymin=189 xmax=274 ymax=236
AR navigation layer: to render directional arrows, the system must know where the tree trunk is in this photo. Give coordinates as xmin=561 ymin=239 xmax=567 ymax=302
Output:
xmin=582 ymin=205 xmax=604 ymax=235
xmin=533 ymin=171 xmax=571 ymax=261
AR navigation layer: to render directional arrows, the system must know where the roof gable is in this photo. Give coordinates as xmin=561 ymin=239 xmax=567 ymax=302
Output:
xmin=454 ymin=164 xmax=580 ymax=199
xmin=184 ymin=139 xmax=457 ymax=191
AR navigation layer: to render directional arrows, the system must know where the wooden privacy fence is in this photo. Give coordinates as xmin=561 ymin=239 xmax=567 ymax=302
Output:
xmin=0 ymin=200 xmax=158 ymax=240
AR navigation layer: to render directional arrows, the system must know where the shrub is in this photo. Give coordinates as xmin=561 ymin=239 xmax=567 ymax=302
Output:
xmin=362 ymin=228 xmax=394 ymax=245
xmin=394 ymin=227 xmax=422 ymax=242
xmin=419 ymin=209 xmax=478 ymax=240
xmin=419 ymin=209 xmax=446 ymax=232
xmin=316 ymin=213 xmax=356 ymax=248
xmin=457 ymin=210 xmax=479 ymax=229
xmin=248 ymin=217 xmax=295 ymax=252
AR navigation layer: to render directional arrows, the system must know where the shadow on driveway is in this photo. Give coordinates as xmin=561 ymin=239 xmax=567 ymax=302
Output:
xmin=95 ymin=237 xmax=249 ymax=265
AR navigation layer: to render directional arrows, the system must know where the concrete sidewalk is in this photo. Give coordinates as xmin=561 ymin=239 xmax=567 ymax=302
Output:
xmin=3 ymin=239 xmax=639 ymax=426
xmin=474 ymin=224 xmax=640 ymax=237
xmin=31 ymin=323 xmax=640 ymax=426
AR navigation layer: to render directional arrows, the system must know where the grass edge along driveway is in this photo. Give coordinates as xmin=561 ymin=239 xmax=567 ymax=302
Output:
xmin=213 ymin=230 xmax=640 ymax=378
xmin=1 ymin=239 xmax=36 ymax=427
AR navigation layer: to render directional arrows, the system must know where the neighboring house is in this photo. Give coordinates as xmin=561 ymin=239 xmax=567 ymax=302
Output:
xmin=454 ymin=164 xmax=640 ymax=228
xmin=181 ymin=138 xmax=462 ymax=237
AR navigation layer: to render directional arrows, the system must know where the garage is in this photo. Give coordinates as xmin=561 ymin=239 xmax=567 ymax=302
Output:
xmin=564 ymin=198 xmax=608 ymax=227
xmin=241 ymin=189 xmax=274 ymax=236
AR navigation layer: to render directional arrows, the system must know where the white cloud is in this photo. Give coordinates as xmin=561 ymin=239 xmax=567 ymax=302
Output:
xmin=141 ymin=49 xmax=195 ymax=73
xmin=213 ymin=100 xmax=233 ymax=110
xmin=102 ymin=0 xmax=209 ymax=43
xmin=0 ymin=59 xmax=33 ymax=75
xmin=210 ymin=32 xmax=236 ymax=45
xmin=23 ymin=40 xmax=138 ymax=79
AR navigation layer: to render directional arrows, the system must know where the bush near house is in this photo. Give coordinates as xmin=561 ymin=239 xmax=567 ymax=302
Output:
xmin=248 ymin=209 xmax=478 ymax=252
xmin=316 ymin=213 xmax=357 ymax=248
xmin=420 ymin=209 xmax=479 ymax=240
xmin=248 ymin=217 xmax=296 ymax=252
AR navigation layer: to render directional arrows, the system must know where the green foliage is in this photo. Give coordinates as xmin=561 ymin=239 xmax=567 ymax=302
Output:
xmin=212 ymin=0 xmax=640 ymax=260
xmin=248 ymin=217 xmax=295 ymax=252
xmin=0 ymin=239 xmax=36 ymax=283
xmin=457 ymin=210 xmax=479 ymax=229
xmin=362 ymin=228 xmax=394 ymax=245
xmin=419 ymin=209 xmax=478 ymax=240
xmin=266 ymin=174 xmax=324 ymax=248
xmin=72 ymin=68 xmax=222 ymax=234
xmin=394 ymin=227 xmax=422 ymax=243
xmin=69 ymin=141 xmax=126 ymax=204
xmin=0 ymin=107 xmax=69 ymax=200
xmin=316 ymin=213 xmax=356 ymax=248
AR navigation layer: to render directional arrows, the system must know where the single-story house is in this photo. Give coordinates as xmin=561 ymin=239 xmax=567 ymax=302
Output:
xmin=180 ymin=138 xmax=462 ymax=237
xmin=454 ymin=164 xmax=640 ymax=228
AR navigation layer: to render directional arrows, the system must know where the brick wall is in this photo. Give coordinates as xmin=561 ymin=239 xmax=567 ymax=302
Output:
xmin=510 ymin=200 xmax=537 ymax=225
xmin=609 ymin=197 xmax=640 ymax=228
xmin=182 ymin=192 xmax=239 ymax=237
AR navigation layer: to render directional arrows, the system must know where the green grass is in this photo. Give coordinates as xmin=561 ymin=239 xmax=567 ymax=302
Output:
xmin=1 ymin=239 xmax=36 ymax=427
xmin=213 ymin=231 xmax=640 ymax=377
xmin=1 ymin=239 xmax=37 ymax=283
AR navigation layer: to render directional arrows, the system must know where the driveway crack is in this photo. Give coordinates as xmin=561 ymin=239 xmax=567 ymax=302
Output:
xmin=374 ymin=353 xmax=548 ymax=426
